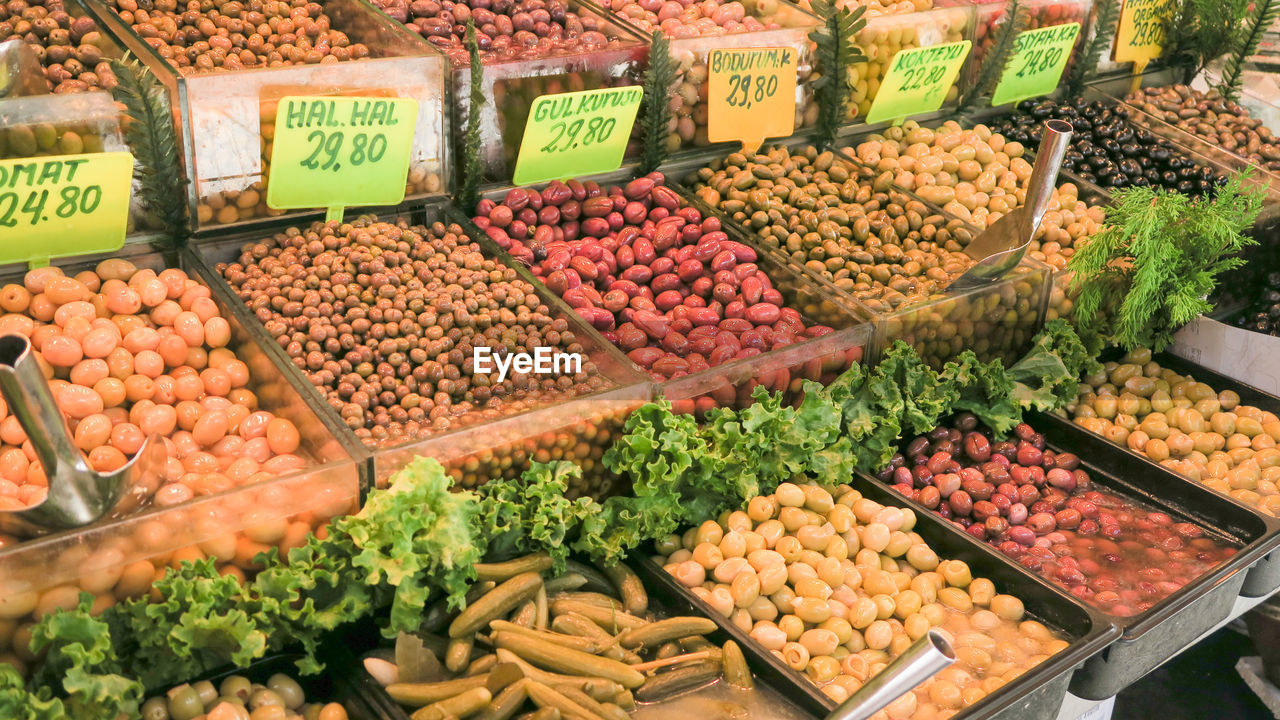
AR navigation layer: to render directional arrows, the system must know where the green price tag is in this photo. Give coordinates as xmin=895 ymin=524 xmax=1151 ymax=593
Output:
xmin=866 ymin=40 xmax=972 ymax=125
xmin=513 ymin=87 xmax=643 ymax=186
xmin=0 ymin=152 xmax=132 ymax=265
xmin=267 ymin=96 xmax=419 ymax=220
xmin=991 ymin=23 xmax=1081 ymax=107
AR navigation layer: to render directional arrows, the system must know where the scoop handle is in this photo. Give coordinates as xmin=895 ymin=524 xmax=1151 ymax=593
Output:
xmin=1018 ymin=119 xmax=1074 ymax=246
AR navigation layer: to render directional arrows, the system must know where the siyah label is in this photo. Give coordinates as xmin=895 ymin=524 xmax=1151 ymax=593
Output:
xmin=992 ymin=23 xmax=1082 ymax=107
xmin=0 ymin=151 xmax=132 ymax=265
xmin=513 ymin=86 xmax=643 ymax=186
xmin=267 ymin=96 xmax=419 ymax=218
xmin=867 ymin=40 xmax=972 ymax=125
xmin=707 ymin=47 xmax=799 ymax=152
xmin=1114 ymin=0 xmax=1172 ymax=65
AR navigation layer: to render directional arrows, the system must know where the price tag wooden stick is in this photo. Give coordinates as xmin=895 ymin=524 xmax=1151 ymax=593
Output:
xmin=707 ymin=47 xmax=799 ymax=153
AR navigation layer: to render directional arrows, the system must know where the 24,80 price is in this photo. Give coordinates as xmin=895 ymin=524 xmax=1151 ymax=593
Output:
xmin=725 ymin=73 xmax=780 ymax=110
xmin=538 ymin=116 xmax=618 ymax=154
xmin=1014 ymin=46 xmax=1065 ymax=78
xmin=299 ymin=130 xmax=388 ymax=172
xmin=897 ymin=64 xmax=947 ymax=93
xmin=0 ymin=185 xmax=102 ymax=228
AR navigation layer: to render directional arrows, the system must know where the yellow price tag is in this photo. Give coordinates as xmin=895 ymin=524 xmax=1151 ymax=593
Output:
xmin=0 ymin=152 xmax=132 ymax=265
xmin=1115 ymin=0 xmax=1172 ymax=65
xmin=707 ymin=47 xmax=799 ymax=153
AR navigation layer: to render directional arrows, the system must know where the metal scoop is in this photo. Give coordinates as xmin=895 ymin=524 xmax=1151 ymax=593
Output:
xmin=825 ymin=630 xmax=956 ymax=720
xmin=0 ymin=334 xmax=164 ymax=537
xmin=947 ymin=119 xmax=1075 ymax=293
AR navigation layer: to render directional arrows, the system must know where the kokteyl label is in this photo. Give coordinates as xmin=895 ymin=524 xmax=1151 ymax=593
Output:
xmin=992 ymin=23 xmax=1082 ymax=107
xmin=867 ymin=40 xmax=972 ymax=124
xmin=267 ymin=96 xmax=419 ymax=218
xmin=707 ymin=46 xmax=799 ymax=152
xmin=0 ymin=151 xmax=133 ymax=265
xmin=1115 ymin=0 xmax=1172 ymax=65
xmin=513 ymin=86 xmax=643 ymax=186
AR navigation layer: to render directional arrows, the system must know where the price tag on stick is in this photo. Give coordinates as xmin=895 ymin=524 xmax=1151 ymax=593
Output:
xmin=1115 ymin=0 xmax=1172 ymax=68
xmin=267 ymin=96 xmax=419 ymax=222
xmin=866 ymin=40 xmax=971 ymax=125
xmin=707 ymin=47 xmax=798 ymax=152
xmin=992 ymin=23 xmax=1081 ymax=107
xmin=0 ymin=151 xmax=132 ymax=266
xmin=513 ymin=86 xmax=643 ymax=186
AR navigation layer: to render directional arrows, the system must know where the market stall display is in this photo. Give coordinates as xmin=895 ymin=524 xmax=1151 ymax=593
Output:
xmin=958 ymin=0 xmax=1091 ymax=93
xmin=79 ymin=0 xmax=449 ymax=230
xmin=1123 ymin=85 xmax=1280 ymax=175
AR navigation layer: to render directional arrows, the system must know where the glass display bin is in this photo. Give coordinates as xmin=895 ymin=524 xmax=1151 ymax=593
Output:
xmin=950 ymin=0 xmax=1092 ymax=94
xmin=189 ymin=203 xmax=653 ymax=495
xmin=368 ymin=0 xmax=648 ymax=184
xmin=0 ymin=242 xmax=359 ymax=675
xmin=79 ymin=0 xmax=451 ymax=233
xmin=597 ymin=0 xmax=821 ymax=154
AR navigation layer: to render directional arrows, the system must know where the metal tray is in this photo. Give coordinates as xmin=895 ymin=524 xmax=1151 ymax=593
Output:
xmin=1044 ymin=349 xmax=1280 ymax=599
xmin=632 ymin=477 xmax=1119 ymax=720
xmin=866 ymin=413 xmax=1277 ymax=700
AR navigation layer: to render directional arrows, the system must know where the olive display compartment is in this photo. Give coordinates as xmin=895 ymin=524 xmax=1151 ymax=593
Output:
xmin=77 ymin=0 xmax=452 ymax=234
xmin=589 ymin=0 xmax=822 ymax=157
xmin=435 ymin=0 xmax=650 ymax=186
xmin=863 ymin=413 xmax=1280 ymax=700
xmin=338 ymin=569 xmax=815 ymax=720
xmin=0 ymin=242 xmax=360 ymax=676
xmin=943 ymin=0 xmax=1093 ymax=97
xmin=630 ymin=475 xmax=1120 ymax=720
xmin=1043 ymin=348 xmax=1280 ymax=598
xmin=682 ymin=147 xmax=1053 ymax=369
xmin=186 ymin=201 xmax=653 ymax=495
xmin=463 ymin=173 xmax=875 ymax=418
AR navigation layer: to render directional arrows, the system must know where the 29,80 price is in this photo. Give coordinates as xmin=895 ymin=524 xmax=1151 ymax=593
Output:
xmin=538 ymin=116 xmax=619 ymax=154
xmin=724 ymin=73 xmax=781 ymax=110
xmin=1014 ymin=46 xmax=1065 ymax=78
xmin=0 ymin=185 xmax=102 ymax=228
xmin=299 ymin=130 xmax=388 ymax=172
xmin=1128 ymin=19 xmax=1163 ymax=47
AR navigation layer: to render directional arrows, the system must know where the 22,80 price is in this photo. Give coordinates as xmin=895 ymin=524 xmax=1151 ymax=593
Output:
xmin=299 ymin=130 xmax=388 ymax=172
xmin=897 ymin=64 xmax=947 ymax=93
xmin=1014 ymin=46 xmax=1065 ymax=78
xmin=0 ymin=185 xmax=102 ymax=228
xmin=725 ymin=73 xmax=781 ymax=110
xmin=538 ymin=116 xmax=618 ymax=154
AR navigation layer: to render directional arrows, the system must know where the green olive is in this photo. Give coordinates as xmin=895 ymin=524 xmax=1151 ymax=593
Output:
xmin=142 ymin=696 xmax=170 ymax=720
xmin=249 ymin=688 xmax=285 ymax=710
xmin=167 ymin=685 xmax=204 ymax=720
xmin=220 ymin=676 xmax=253 ymax=703
xmin=193 ymin=680 xmax=218 ymax=707
xmin=266 ymin=674 xmax=305 ymax=710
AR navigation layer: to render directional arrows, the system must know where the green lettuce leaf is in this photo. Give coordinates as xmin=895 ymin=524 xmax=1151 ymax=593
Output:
xmin=940 ymin=351 xmax=1021 ymax=434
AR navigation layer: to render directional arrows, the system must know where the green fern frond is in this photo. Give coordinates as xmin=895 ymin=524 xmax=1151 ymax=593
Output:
xmin=1218 ymin=0 xmax=1279 ymax=100
xmin=639 ymin=31 xmax=675 ymax=174
xmin=810 ymin=1 xmax=866 ymax=149
xmin=108 ymin=55 xmax=188 ymax=245
xmin=959 ymin=0 xmax=1027 ymax=112
xmin=460 ymin=20 xmax=485 ymax=210
xmin=1063 ymin=0 xmax=1119 ymax=96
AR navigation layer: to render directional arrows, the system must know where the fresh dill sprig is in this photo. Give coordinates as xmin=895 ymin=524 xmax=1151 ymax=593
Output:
xmin=809 ymin=0 xmax=865 ymax=149
xmin=1218 ymin=0 xmax=1279 ymax=100
xmin=639 ymin=31 xmax=674 ymax=173
xmin=109 ymin=55 xmax=188 ymax=244
xmin=1067 ymin=170 xmax=1264 ymax=352
xmin=459 ymin=20 xmax=485 ymax=211
xmin=959 ymin=0 xmax=1027 ymax=112
xmin=1063 ymin=0 xmax=1119 ymax=96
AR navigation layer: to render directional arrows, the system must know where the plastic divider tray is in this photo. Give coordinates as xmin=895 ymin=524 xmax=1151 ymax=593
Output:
xmin=184 ymin=202 xmax=652 ymax=495
xmin=864 ymin=413 xmax=1279 ymax=700
xmin=632 ymin=476 xmax=1119 ymax=720
xmin=459 ymin=174 xmax=873 ymax=417
xmin=1042 ymin=349 xmax=1280 ymax=599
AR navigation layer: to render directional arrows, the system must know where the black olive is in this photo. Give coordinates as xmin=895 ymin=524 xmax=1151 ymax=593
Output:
xmin=1161 ymin=170 xmax=1178 ymax=185
xmin=1177 ymin=180 xmax=1196 ymax=194
xmin=1119 ymin=142 xmax=1141 ymax=157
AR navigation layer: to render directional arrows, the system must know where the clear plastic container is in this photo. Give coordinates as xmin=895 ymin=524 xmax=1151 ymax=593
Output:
xmin=80 ymin=0 xmax=451 ymax=232
xmin=953 ymin=0 xmax=1092 ymax=90
xmin=598 ymin=0 xmax=821 ymax=154
xmin=846 ymin=5 xmax=976 ymax=123
xmin=0 ymin=243 xmax=358 ymax=675
xmin=189 ymin=203 xmax=652 ymax=494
